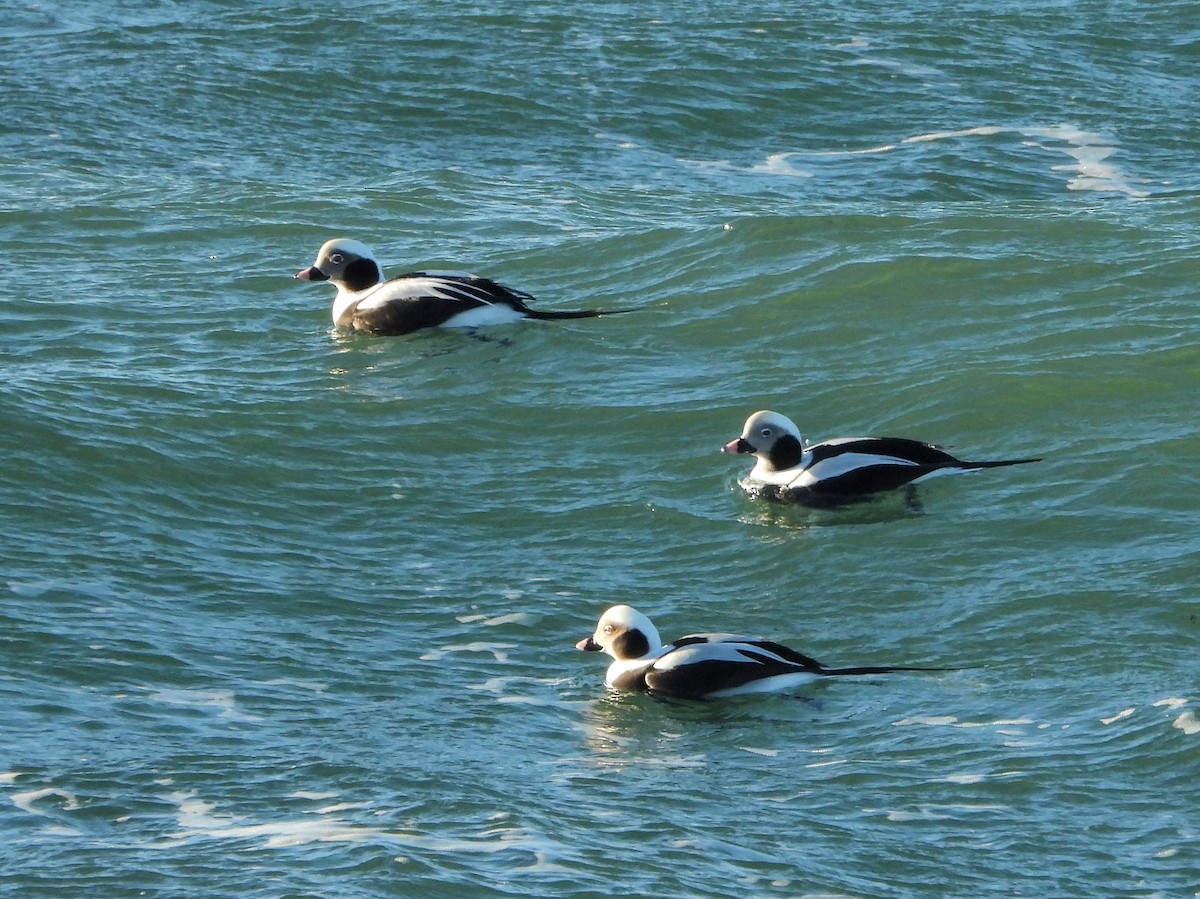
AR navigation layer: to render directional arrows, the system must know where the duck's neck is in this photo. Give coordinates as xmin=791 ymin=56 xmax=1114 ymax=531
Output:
xmin=332 ymin=285 xmax=370 ymax=326
xmin=605 ymin=651 xmax=667 ymax=691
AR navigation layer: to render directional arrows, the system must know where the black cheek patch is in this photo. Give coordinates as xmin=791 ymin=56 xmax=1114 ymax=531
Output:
xmin=343 ymin=258 xmax=383 ymax=291
xmin=611 ymin=629 xmax=651 ymax=660
xmin=767 ymin=433 xmax=804 ymax=470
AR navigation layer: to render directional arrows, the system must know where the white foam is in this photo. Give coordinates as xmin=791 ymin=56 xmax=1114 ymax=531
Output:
xmin=904 ymin=123 xmax=1149 ymax=197
xmin=740 ymin=123 xmax=1149 ymax=197
xmin=6 ymin=578 xmax=113 ymax=599
xmin=1100 ymin=707 xmax=1136 ymax=725
xmin=161 ymin=791 xmax=553 ymax=855
xmin=747 ymin=153 xmax=814 ymax=178
xmin=419 ymin=642 xmax=517 ymax=662
xmin=885 ymin=808 xmax=951 ymax=822
xmin=1172 ymin=711 xmax=1199 ymax=736
xmin=314 ymin=801 xmax=372 ymax=815
xmin=147 ymin=688 xmax=262 ymax=722
xmin=893 ymin=715 xmax=1035 ymax=730
xmin=1037 ymin=124 xmax=1150 ymax=197
xmin=12 ymin=787 xmax=81 ymax=816
xmin=262 ymin=678 xmax=328 ymax=694
xmin=944 ymin=773 xmax=986 ymax=784
xmin=165 ymin=792 xmax=379 ymax=848
xmin=455 ymin=611 xmax=534 ymax=627
xmin=740 ymin=746 xmax=782 ymax=758
xmin=1152 ymin=697 xmax=1188 ymax=710
xmin=885 ymin=802 xmax=1010 ymax=823
xmin=903 ymin=125 xmax=1004 ymax=143
xmin=893 ymin=714 xmax=958 ymax=727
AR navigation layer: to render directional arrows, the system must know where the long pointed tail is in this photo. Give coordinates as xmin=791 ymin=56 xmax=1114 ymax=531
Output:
xmin=964 ymin=457 xmax=1041 ymax=469
xmin=819 ymin=664 xmax=954 ymax=677
xmin=524 ymin=307 xmax=639 ymax=320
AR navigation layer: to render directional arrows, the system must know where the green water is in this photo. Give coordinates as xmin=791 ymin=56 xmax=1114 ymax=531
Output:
xmin=2 ymin=3 xmax=1198 ymax=897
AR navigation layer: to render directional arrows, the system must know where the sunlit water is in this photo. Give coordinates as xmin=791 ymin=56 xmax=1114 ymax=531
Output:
xmin=2 ymin=2 xmax=1198 ymax=896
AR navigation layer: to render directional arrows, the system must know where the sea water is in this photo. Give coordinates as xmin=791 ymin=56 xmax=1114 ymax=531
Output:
xmin=2 ymin=2 xmax=1198 ymax=896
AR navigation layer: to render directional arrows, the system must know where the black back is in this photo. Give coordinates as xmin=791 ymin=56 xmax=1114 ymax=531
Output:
xmin=808 ymin=437 xmax=961 ymax=467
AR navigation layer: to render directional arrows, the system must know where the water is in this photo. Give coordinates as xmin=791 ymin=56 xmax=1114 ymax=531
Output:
xmin=2 ymin=2 xmax=1198 ymax=896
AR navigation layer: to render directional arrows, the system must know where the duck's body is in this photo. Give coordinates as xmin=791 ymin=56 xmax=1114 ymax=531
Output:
xmin=295 ymin=238 xmax=624 ymax=336
xmin=577 ymin=605 xmax=936 ymax=701
xmin=723 ymin=410 xmax=1039 ymax=507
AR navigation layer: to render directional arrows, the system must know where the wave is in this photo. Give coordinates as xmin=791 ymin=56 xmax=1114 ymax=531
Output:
xmin=902 ymin=124 xmax=1150 ymax=197
xmin=721 ymin=123 xmax=1150 ymax=198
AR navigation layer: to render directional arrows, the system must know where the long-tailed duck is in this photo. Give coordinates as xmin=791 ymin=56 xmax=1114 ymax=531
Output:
xmin=723 ymin=410 xmax=1039 ymax=507
xmin=295 ymin=238 xmax=627 ymax=336
xmin=577 ymin=604 xmax=938 ymax=700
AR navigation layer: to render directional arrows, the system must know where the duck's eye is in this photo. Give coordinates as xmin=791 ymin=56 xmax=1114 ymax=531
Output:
xmin=329 ymin=253 xmax=344 ymax=265
xmin=759 ymin=427 xmax=773 ymax=438
xmin=603 ymin=625 xmax=614 ymax=635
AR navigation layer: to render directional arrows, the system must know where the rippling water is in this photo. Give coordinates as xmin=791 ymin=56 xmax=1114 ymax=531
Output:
xmin=3 ymin=2 xmax=1198 ymax=896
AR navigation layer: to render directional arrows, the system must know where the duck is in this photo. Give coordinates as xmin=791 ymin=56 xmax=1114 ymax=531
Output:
xmin=576 ymin=604 xmax=939 ymax=700
xmin=722 ymin=410 xmax=1039 ymax=507
xmin=295 ymin=238 xmax=628 ymax=336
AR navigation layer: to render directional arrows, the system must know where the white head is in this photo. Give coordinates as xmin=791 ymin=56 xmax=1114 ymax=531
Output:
xmin=721 ymin=410 xmax=805 ymax=473
xmin=294 ymin=238 xmax=384 ymax=292
xmin=575 ymin=605 xmax=663 ymax=661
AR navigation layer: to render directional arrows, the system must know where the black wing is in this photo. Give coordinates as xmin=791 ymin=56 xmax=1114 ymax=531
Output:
xmin=646 ymin=636 xmax=826 ymax=698
xmin=800 ymin=464 xmax=947 ymax=497
xmin=671 ymin=634 xmax=824 ymax=671
xmin=808 ymin=437 xmax=962 ymax=467
xmin=349 ymin=273 xmax=537 ymax=335
xmin=394 ymin=272 xmax=539 ymax=311
xmin=350 ymin=295 xmax=481 ymax=335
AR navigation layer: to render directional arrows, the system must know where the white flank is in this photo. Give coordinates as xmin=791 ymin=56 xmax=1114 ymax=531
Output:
xmin=706 ymin=671 xmax=822 ymax=699
xmin=441 ymin=304 xmax=527 ymax=328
